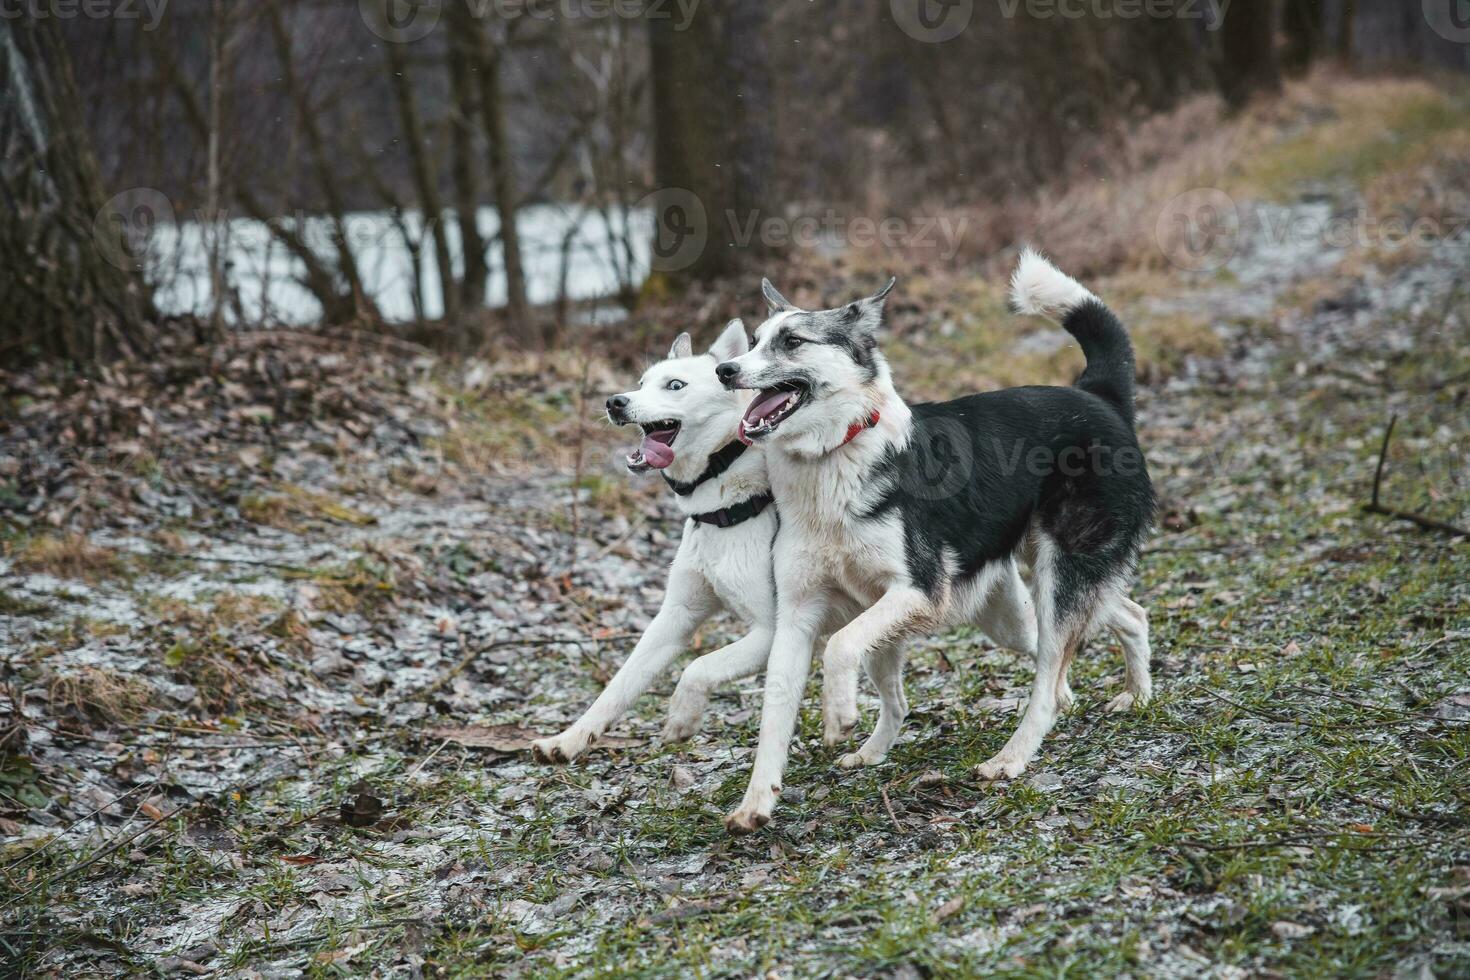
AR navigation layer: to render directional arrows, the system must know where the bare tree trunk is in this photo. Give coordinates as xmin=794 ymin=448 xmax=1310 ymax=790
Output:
xmin=466 ymin=20 xmax=533 ymax=345
xmin=380 ymin=21 xmax=457 ymax=325
xmin=1282 ymin=0 xmax=1323 ymax=73
xmin=1337 ymin=0 xmax=1356 ymax=62
xmin=723 ymin=1 xmax=773 ymax=228
xmin=206 ymin=0 xmax=228 ymax=338
xmin=1217 ymin=1 xmax=1283 ymax=110
xmin=0 ymin=16 xmax=155 ymax=365
xmin=446 ymin=0 xmax=488 ymax=317
xmin=648 ymin=0 xmax=774 ymax=284
xmin=264 ymin=1 xmax=380 ymax=323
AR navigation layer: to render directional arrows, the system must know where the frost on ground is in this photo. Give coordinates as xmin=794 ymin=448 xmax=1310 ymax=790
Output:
xmin=3 ymin=193 xmax=1469 ymax=977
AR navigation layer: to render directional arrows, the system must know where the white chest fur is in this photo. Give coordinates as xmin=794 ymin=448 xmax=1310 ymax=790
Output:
xmin=770 ymin=431 xmax=910 ymax=607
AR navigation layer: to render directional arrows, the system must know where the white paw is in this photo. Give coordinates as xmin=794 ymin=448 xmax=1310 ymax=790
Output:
xmin=659 ymin=715 xmax=699 ymax=744
xmin=667 ymin=681 xmax=711 ymax=743
xmin=660 ymin=697 xmax=706 ymax=744
xmin=724 ymin=785 xmax=779 ymax=835
xmin=974 ymin=752 xmax=1029 ymax=781
xmin=530 ymin=729 xmax=592 ymax=765
xmin=823 ymin=701 xmax=858 ymax=747
xmin=1106 ymin=691 xmax=1143 ymax=714
xmin=838 ymin=749 xmax=884 ymax=769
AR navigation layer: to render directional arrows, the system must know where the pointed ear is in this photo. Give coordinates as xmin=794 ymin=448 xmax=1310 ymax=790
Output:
xmin=841 ymin=277 xmax=898 ymax=333
xmin=868 ymin=277 xmax=897 ymax=305
xmin=761 ymin=277 xmax=794 ymax=313
xmin=668 ymin=332 xmax=693 ymax=359
xmin=708 ymin=318 xmax=748 ymax=361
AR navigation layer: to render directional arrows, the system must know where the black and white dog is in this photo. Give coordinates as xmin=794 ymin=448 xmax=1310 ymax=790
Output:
xmin=715 ymin=250 xmax=1155 ymax=833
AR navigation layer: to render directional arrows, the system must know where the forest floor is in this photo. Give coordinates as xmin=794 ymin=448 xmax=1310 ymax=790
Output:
xmin=3 ymin=76 xmax=1469 ymax=978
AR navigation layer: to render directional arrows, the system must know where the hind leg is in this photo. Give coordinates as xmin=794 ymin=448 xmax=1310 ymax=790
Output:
xmin=1055 ymin=665 xmax=1077 ymax=713
xmin=1102 ymin=595 xmax=1152 ymax=713
xmin=976 ymin=545 xmax=1083 ymax=780
xmin=838 ymin=642 xmax=907 ymax=769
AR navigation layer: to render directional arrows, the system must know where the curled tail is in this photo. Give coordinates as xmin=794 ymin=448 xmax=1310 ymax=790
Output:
xmin=1008 ymin=247 xmax=1136 ymax=426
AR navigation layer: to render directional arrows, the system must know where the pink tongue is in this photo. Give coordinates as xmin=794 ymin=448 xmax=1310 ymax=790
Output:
xmin=640 ymin=433 xmax=675 ymax=469
xmin=744 ymin=390 xmax=792 ymax=425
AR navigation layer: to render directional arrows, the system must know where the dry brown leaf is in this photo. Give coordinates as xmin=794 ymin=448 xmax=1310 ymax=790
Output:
xmin=935 ymin=896 xmax=965 ymax=923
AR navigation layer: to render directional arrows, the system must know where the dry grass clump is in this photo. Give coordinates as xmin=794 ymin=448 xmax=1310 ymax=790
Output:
xmin=240 ymin=483 xmax=377 ymax=529
xmin=143 ymin=592 xmax=282 ymax=632
xmin=9 ymin=534 xmax=132 ymax=584
xmin=47 ymin=667 xmax=156 ymax=725
xmin=429 ymin=352 xmax=623 ymax=478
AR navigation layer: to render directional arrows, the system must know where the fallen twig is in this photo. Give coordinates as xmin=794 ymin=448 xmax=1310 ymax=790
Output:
xmin=881 ymin=785 xmax=904 ymax=833
xmin=1344 ymin=792 xmax=1466 ymax=828
xmin=5 ymin=802 xmax=181 ymax=909
xmin=1361 ymin=415 xmax=1469 ymax=538
xmin=147 ymin=549 xmax=316 ymax=573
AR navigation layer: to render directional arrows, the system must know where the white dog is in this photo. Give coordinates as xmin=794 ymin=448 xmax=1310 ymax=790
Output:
xmin=531 ymin=322 xmax=778 ymax=763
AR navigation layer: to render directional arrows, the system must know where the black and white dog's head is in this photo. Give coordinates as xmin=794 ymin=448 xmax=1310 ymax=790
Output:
xmin=607 ymin=320 xmax=750 ymax=474
xmin=715 ymin=277 xmax=896 ymax=452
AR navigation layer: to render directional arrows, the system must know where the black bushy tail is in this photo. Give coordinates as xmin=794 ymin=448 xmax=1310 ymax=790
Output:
xmin=1009 ymin=247 xmax=1137 ymax=426
xmin=1061 ymin=298 xmax=1136 ymax=426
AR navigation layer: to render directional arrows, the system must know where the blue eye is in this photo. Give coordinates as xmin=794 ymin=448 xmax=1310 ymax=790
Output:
xmin=666 ymin=379 xmax=686 ymax=391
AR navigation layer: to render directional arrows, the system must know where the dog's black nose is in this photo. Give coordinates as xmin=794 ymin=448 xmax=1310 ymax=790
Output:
xmin=606 ymin=394 xmax=629 ymax=416
xmin=715 ymin=362 xmax=741 ymax=385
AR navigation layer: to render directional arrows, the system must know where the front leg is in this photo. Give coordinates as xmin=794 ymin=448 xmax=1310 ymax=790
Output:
xmin=725 ymin=600 xmax=826 ymax=834
xmin=661 ymin=628 xmax=772 ymax=743
xmin=821 ymin=586 xmax=931 ymax=746
xmin=972 ymin=557 xmax=1038 ymax=657
xmin=533 ymin=553 xmax=716 ymax=764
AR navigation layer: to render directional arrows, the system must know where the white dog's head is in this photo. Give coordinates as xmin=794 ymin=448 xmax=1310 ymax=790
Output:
xmin=714 ymin=277 xmax=895 ymax=451
xmin=606 ymin=320 xmax=750 ymax=474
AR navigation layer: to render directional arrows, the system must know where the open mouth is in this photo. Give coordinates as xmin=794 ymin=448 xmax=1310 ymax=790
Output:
xmin=625 ymin=419 xmax=681 ymax=472
xmin=739 ymin=381 xmax=808 ymax=442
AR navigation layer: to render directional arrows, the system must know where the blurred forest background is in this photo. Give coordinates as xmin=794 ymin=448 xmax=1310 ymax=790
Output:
xmin=4 ymin=0 xmax=1467 ymax=364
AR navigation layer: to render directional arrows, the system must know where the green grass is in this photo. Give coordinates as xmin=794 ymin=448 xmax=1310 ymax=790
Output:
xmin=1234 ymin=78 xmax=1470 ymax=200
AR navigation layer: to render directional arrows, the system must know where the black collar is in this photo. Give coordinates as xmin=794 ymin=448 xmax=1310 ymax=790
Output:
xmin=662 ymin=439 xmax=748 ymax=496
xmin=691 ymin=491 xmax=774 ymax=529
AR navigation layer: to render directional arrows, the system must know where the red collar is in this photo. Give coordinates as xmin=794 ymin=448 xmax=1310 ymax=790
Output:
xmin=841 ymin=410 xmax=880 ymax=446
